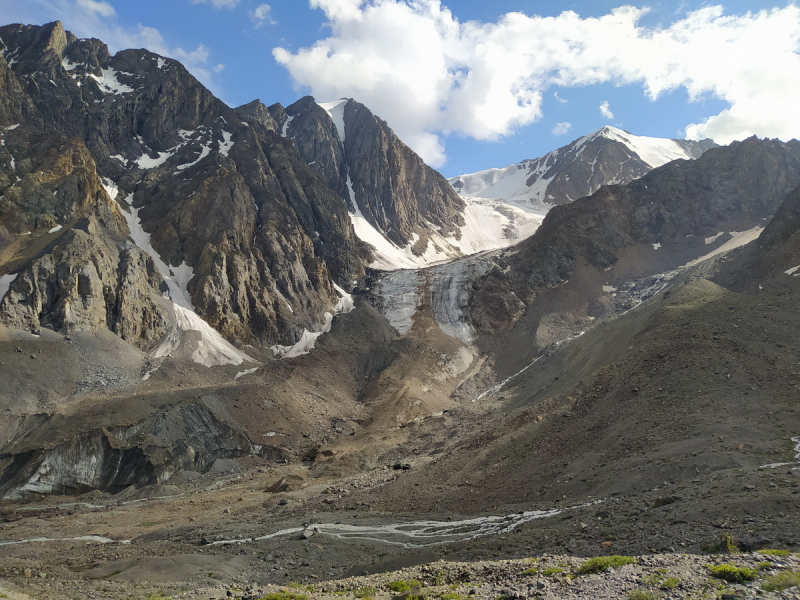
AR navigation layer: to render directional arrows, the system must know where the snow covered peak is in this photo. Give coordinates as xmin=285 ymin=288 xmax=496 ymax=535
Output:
xmin=585 ymin=125 xmax=707 ymax=169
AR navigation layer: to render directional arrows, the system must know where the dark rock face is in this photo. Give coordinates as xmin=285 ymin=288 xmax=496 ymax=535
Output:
xmin=278 ymin=96 xmax=466 ymax=250
xmin=0 ymin=396 xmax=284 ymax=500
xmin=470 ymin=137 xmax=800 ymax=328
xmin=450 ymin=126 xmax=717 ymax=207
xmin=0 ymin=21 xmax=370 ymax=348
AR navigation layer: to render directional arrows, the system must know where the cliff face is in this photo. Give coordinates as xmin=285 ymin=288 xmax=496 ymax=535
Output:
xmin=274 ymin=96 xmax=466 ymax=255
xmin=0 ymin=21 xmax=370 ymax=349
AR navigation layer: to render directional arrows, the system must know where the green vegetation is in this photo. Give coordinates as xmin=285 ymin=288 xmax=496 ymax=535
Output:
xmin=757 ymin=562 xmax=772 ymax=570
xmin=626 ymin=590 xmax=661 ymax=600
xmin=762 ymin=570 xmax=800 ymax=592
xmin=437 ymin=593 xmax=469 ymax=600
xmin=577 ymin=556 xmax=636 ymax=575
xmin=353 ymin=586 xmax=375 ymax=598
xmin=759 ymin=548 xmax=790 ymax=556
xmin=643 ymin=570 xmax=679 ymax=590
xmin=258 ymin=592 xmax=310 ymax=600
xmin=660 ymin=577 xmax=679 ymax=590
xmin=719 ymin=532 xmax=737 ymax=553
xmin=521 ymin=568 xmax=538 ymax=576
xmin=387 ymin=580 xmax=422 ymax=592
xmin=287 ymin=583 xmax=316 ymax=593
xmin=706 ymin=564 xmax=758 ymax=583
xmin=541 ymin=567 xmax=564 ymax=576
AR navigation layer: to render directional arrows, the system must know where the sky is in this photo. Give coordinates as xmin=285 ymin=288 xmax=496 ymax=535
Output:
xmin=1 ymin=0 xmax=799 ymax=178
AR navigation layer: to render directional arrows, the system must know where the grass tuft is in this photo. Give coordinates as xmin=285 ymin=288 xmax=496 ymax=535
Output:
xmin=706 ymin=564 xmax=758 ymax=583
xmin=762 ymin=570 xmax=800 ymax=592
xmin=577 ymin=556 xmax=636 ymax=575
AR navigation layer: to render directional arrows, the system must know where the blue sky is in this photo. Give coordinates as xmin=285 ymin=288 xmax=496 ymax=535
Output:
xmin=1 ymin=1 xmax=798 ymax=178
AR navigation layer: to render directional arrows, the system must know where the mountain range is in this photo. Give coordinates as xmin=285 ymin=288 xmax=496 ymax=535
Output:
xmin=1 ymin=21 xmax=799 ymax=600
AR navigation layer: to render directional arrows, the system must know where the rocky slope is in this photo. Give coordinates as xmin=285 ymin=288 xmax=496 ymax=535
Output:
xmin=0 ymin=20 xmax=369 ymax=354
xmin=468 ymin=136 xmax=800 ymax=349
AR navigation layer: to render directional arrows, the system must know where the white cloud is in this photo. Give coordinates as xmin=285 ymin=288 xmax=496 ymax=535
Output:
xmin=213 ymin=63 xmax=225 ymax=73
xmin=599 ymin=100 xmax=614 ymax=119
xmin=275 ymin=2 xmax=800 ymax=166
xmin=191 ymin=0 xmax=240 ymax=8
xmin=76 ymin=0 xmax=115 ymax=17
xmin=251 ymin=3 xmax=276 ymax=27
xmin=553 ymin=91 xmax=568 ymax=104
xmin=551 ymin=122 xmax=572 ymax=135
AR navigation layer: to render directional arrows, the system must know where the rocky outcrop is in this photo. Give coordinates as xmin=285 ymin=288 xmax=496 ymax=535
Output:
xmin=0 ymin=21 xmax=371 ymax=348
xmin=0 ymin=395 xmax=286 ymax=500
xmin=0 ymin=132 xmax=171 ymax=346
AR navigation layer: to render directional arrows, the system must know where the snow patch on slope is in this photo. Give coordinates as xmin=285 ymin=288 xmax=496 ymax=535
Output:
xmin=270 ymin=282 xmax=355 ymax=359
xmin=88 ymin=68 xmax=134 ymax=94
xmin=318 ymin=99 xmax=348 ymax=142
xmin=685 ymin=226 xmax=765 ymax=268
xmin=599 ymin=126 xmax=695 ymax=169
xmin=0 ymin=273 xmax=17 ymax=301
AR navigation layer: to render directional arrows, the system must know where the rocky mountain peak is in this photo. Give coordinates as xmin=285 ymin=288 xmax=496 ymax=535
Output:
xmin=450 ymin=127 xmax=718 ymax=209
xmin=233 ymin=99 xmax=278 ymax=131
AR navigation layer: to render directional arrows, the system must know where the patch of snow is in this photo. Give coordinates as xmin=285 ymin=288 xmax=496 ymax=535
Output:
xmin=653 ymin=242 xmax=661 ymax=250
xmin=176 ymin=144 xmax=211 ymax=171
xmin=271 ymin=313 xmax=333 ymax=359
xmin=234 ymin=367 xmax=258 ymax=380
xmin=271 ymin=280 xmax=356 ymax=359
xmin=4 ymin=124 xmax=19 ymax=131
xmin=156 ymin=58 xmax=166 ymax=69
xmin=61 ymin=58 xmax=80 ymax=71
xmin=705 ymin=232 xmax=725 ymax=245
xmin=685 ymin=226 xmax=764 ymax=268
xmin=219 ymin=131 xmax=234 ymax=156
xmin=317 ymin=99 xmax=348 ymax=142
xmin=602 ymin=285 xmax=617 ymax=293
xmin=333 ymin=282 xmax=354 ymax=313
xmin=174 ymin=304 xmax=253 ymax=367
xmin=88 ymin=68 xmax=134 ymax=94
xmin=281 ymin=115 xmax=295 ymax=138
xmin=599 ymin=126 xmax=698 ymax=169
xmin=785 ymin=265 xmax=800 ymax=276
xmin=110 ymin=154 xmax=126 ymax=165
xmin=134 ymin=149 xmax=175 ymax=170
xmin=0 ymin=272 xmax=17 ymax=300
xmin=100 ymin=177 xmax=119 ymax=201
xmin=48 ymin=225 xmax=62 ymax=234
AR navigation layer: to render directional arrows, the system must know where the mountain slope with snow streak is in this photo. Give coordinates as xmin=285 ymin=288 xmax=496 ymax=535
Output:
xmin=450 ymin=126 xmax=716 ymax=208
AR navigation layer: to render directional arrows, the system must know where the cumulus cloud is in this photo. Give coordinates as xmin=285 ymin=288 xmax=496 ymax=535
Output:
xmin=251 ymin=4 xmax=276 ymax=27
xmin=274 ymin=1 xmax=800 ymax=166
xmin=551 ymin=122 xmax=572 ymax=135
xmin=599 ymin=101 xmax=614 ymax=119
